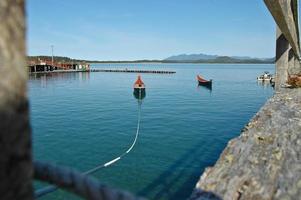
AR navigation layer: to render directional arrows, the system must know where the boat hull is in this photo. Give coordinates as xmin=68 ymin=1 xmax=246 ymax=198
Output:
xmin=133 ymin=88 xmax=146 ymax=99
xmin=257 ymin=78 xmax=272 ymax=81
xmin=198 ymin=80 xmax=212 ymax=87
xmin=198 ymin=82 xmax=212 ymax=90
xmin=197 ymin=75 xmax=212 ymax=87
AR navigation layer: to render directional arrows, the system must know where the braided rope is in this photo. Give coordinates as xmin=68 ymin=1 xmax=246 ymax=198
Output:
xmin=34 ymin=161 xmax=146 ymax=200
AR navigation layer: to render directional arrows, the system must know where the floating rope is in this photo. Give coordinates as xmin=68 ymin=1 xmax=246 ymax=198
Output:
xmin=35 ymin=96 xmax=143 ymax=198
xmin=84 ymin=99 xmax=142 ymax=175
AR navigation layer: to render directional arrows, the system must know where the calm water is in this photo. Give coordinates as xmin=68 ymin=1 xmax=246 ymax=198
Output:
xmin=29 ymin=64 xmax=274 ymax=200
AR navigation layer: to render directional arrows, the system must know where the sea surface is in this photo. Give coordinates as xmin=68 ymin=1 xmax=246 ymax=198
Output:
xmin=29 ymin=63 xmax=274 ymax=200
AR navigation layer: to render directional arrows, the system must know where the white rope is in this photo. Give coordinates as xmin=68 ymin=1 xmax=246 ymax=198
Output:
xmin=35 ymin=96 xmax=143 ymax=198
xmin=84 ymin=98 xmax=142 ymax=174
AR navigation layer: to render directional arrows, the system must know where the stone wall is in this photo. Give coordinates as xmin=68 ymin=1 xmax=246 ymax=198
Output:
xmin=190 ymin=88 xmax=301 ymax=200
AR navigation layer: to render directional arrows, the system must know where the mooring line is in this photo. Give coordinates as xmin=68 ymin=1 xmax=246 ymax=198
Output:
xmin=35 ymin=99 xmax=143 ymax=198
xmin=83 ymin=100 xmax=142 ymax=175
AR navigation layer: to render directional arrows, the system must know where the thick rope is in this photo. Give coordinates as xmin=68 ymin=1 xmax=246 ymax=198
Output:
xmin=35 ymin=98 xmax=143 ymax=198
xmin=34 ymin=161 xmax=145 ymax=200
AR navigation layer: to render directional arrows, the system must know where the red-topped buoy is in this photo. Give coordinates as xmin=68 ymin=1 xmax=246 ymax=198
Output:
xmin=134 ymin=75 xmax=145 ymax=88
xmin=133 ymin=75 xmax=146 ymax=99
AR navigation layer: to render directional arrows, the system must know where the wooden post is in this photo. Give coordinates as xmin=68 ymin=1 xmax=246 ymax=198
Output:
xmin=0 ymin=0 xmax=33 ymax=199
xmin=275 ymin=26 xmax=290 ymax=89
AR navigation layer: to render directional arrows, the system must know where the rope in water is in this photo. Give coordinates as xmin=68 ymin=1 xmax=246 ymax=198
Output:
xmin=84 ymin=99 xmax=142 ymax=174
xmin=35 ymin=96 xmax=143 ymax=198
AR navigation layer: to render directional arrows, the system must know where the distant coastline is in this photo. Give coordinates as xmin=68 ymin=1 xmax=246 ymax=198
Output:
xmin=27 ymin=55 xmax=275 ymax=64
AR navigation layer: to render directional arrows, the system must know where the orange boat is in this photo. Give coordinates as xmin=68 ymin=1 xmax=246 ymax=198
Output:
xmin=133 ymin=75 xmax=145 ymax=99
xmin=197 ymin=75 xmax=212 ymax=87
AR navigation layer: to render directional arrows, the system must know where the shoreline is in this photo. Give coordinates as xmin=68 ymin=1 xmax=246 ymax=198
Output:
xmin=90 ymin=62 xmax=275 ymax=65
xmin=88 ymin=62 xmax=275 ymax=65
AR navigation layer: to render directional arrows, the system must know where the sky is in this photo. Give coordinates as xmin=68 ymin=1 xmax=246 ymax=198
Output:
xmin=27 ymin=0 xmax=277 ymax=60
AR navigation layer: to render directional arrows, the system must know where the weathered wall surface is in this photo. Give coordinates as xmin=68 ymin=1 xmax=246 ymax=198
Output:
xmin=0 ymin=0 xmax=33 ymax=199
xmin=190 ymin=88 xmax=301 ymax=200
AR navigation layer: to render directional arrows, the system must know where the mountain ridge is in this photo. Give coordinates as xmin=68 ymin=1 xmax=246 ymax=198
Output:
xmin=164 ymin=53 xmax=273 ymax=62
xmin=27 ymin=54 xmax=275 ymax=64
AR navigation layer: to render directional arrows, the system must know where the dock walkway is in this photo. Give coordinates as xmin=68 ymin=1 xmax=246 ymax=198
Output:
xmin=29 ymin=69 xmax=176 ymax=74
xmin=89 ymin=69 xmax=176 ymax=74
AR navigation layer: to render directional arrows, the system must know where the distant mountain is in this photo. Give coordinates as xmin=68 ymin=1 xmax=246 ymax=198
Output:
xmin=27 ymin=54 xmax=275 ymax=64
xmin=231 ymin=56 xmax=272 ymax=61
xmin=165 ymin=53 xmax=218 ymax=61
xmin=231 ymin=56 xmax=253 ymax=60
xmin=164 ymin=53 xmax=274 ymax=64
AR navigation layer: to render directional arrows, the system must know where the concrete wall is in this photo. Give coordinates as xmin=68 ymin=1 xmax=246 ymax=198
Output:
xmin=190 ymin=89 xmax=301 ymax=200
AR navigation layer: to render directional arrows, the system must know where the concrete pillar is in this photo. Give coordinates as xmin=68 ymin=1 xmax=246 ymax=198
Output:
xmin=288 ymin=53 xmax=301 ymax=75
xmin=275 ymin=26 xmax=290 ymax=90
xmin=264 ymin=0 xmax=300 ymax=59
xmin=294 ymin=57 xmax=301 ymax=74
xmin=0 ymin=0 xmax=33 ymax=199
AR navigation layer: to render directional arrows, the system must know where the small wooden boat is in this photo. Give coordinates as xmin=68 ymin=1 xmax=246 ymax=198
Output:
xmin=133 ymin=75 xmax=145 ymax=99
xmin=197 ymin=75 xmax=212 ymax=87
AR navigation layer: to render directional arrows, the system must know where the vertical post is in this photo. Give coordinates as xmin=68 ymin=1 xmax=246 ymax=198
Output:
xmin=51 ymin=45 xmax=54 ymax=66
xmin=275 ymin=26 xmax=290 ymax=90
xmin=0 ymin=0 xmax=33 ymax=199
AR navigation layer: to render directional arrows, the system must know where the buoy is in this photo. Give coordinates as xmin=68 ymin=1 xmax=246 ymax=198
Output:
xmin=133 ymin=75 xmax=146 ymax=99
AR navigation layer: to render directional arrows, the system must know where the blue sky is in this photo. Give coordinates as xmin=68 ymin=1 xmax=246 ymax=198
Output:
xmin=27 ymin=0 xmax=276 ymax=60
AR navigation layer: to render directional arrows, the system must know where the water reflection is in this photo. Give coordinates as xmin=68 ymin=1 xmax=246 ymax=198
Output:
xmin=197 ymin=83 xmax=212 ymax=93
xmin=257 ymin=81 xmax=274 ymax=89
xmin=28 ymin=72 xmax=90 ymax=87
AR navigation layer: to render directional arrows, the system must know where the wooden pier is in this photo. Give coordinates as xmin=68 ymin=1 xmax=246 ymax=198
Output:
xmin=28 ymin=68 xmax=176 ymax=74
xmin=27 ymin=60 xmax=175 ymax=74
xmin=27 ymin=60 xmax=90 ymax=73
xmin=89 ymin=69 xmax=176 ymax=74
